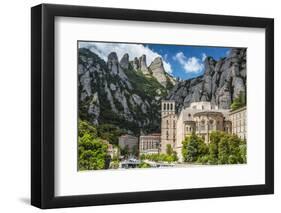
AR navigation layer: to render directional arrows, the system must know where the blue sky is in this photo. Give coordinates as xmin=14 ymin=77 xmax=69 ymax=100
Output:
xmin=147 ymin=44 xmax=230 ymax=80
xmin=79 ymin=41 xmax=230 ymax=80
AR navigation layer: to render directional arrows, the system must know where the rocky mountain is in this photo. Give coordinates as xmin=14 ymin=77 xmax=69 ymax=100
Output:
xmin=78 ymin=48 xmax=175 ymax=135
xmin=166 ymin=48 xmax=246 ymax=111
xmin=78 ymin=47 xmax=246 ymax=135
xmin=129 ymin=54 xmax=176 ymax=88
xmin=149 ymin=57 xmax=176 ymax=88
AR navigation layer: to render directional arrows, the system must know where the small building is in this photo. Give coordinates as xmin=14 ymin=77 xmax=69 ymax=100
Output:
xmin=118 ymin=134 xmax=138 ymax=152
xmin=139 ymin=133 xmax=161 ymax=155
xmin=229 ymin=106 xmax=247 ymax=140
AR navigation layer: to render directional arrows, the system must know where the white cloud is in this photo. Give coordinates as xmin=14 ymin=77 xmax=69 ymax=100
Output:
xmin=173 ymin=52 xmax=204 ymax=74
xmin=164 ymin=53 xmax=168 ymax=61
xmin=226 ymin=49 xmax=231 ymax=56
xmin=79 ymin=42 xmax=172 ymax=74
xmin=201 ymin=53 xmax=207 ymax=61
xmin=173 ymin=52 xmax=186 ymax=65
xmin=184 ymin=57 xmax=204 ymax=73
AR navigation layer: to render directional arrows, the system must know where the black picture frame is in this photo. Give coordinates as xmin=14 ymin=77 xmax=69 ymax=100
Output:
xmin=31 ymin=3 xmax=274 ymax=209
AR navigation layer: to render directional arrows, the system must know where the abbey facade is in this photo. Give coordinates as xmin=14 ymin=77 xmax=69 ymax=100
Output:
xmin=160 ymin=100 xmax=246 ymax=161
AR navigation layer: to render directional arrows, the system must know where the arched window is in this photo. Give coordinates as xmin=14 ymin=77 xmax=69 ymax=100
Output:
xmin=167 ymin=103 xmax=170 ymax=110
xmin=209 ymin=120 xmax=214 ymax=130
xmin=200 ymin=120 xmax=205 ymax=130
xmin=170 ymin=103 xmax=173 ymax=111
xmin=163 ymin=103 xmax=166 ymax=110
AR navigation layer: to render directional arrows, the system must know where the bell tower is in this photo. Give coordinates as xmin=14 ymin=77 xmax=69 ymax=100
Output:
xmin=161 ymin=100 xmax=176 ymax=116
xmin=161 ymin=100 xmax=176 ymax=153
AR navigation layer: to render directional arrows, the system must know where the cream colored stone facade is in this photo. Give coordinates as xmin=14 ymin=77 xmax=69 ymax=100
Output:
xmin=139 ymin=133 xmax=161 ymax=155
xmin=229 ymin=106 xmax=247 ymax=140
xmin=161 ymin=100 xmax=246 ymax=161
xmin=160 ymin=101 xmax=177 ymax=153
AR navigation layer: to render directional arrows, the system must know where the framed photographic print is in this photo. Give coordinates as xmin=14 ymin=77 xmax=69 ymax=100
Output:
xmin=31 ymin=3 xmax=274 ymax=209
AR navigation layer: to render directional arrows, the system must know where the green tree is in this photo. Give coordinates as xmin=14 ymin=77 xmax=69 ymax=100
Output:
xmin=218 ymin=136 xmax=230 ymax=164
xmin=239 ymin=142 xmax=247 ymax=163
xmin=138 ymin=162 xmax=151 ymax=168
xmin=209 ymin=131 xmax=224 ymax=163
xmin=172 ymin=151 xmax=178 ymax=162
xmin=231 ymin=91 xmax=246 ymax=111
xmin=165 ymin=155 xmax=174 ymax=163
xmin=140 ymin=154 xmax=146 ymax=160
xmin=97 ymin=124 xmax=124 ymax=145
xmin=131 ymin=145 xmax=138 ymax=157
xmin=78 ymin=120 xmax=110 ymax=170
xmin=121 ymin=145 xmax=129 ymax=158
xmin=182 ymin=131 xmax=247 ymax=165
xmin=166 ymin=144 xmax=173 ymax=156
xmin=209 ymin=131 xmax=247 ymax=165
xmin=140 ymin=152 xmax=178 ymax=163
xmin=78 ymin=119 xmax=98 ymax=138
xmin=186 ymin=137 xmax=198 ymax=162
xmin=182 ymin=133 xmax=207 ymax=162
xmin=227 ymin=134 xmax=243 ymax=164
xmin=109 ymin=160 xmax=120 ymax=169
xmin=78 ymin=133 xmax=109 ymax=170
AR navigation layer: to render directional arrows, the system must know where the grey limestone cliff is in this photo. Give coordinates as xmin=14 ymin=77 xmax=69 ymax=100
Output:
xmin=166 ymin=48 xmax=246 ymax=111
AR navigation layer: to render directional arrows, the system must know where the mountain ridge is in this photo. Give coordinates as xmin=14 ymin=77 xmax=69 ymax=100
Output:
xmin=78 ymin=48 xmax=174 ymax=135
xmin=78 ymin=47 xmax=246 ymax=135
xmin=166 ymin=48 xmax=246 ymax=111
